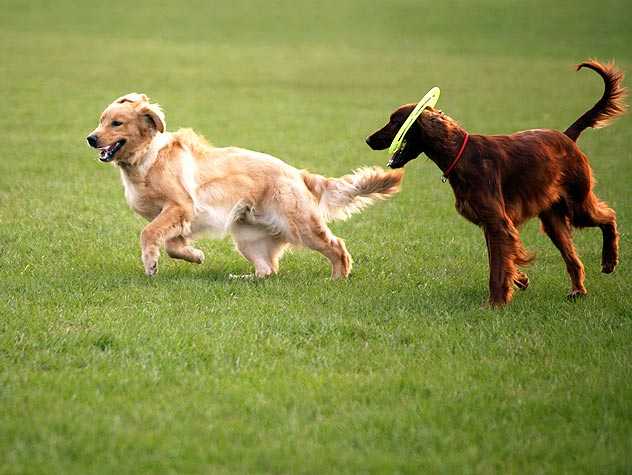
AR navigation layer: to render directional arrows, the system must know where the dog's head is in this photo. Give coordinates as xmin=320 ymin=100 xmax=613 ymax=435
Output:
xmin=366 ymin=105 xmax=455 ymax=169
xmin=86 ymin=93 xmax=166 ymax=164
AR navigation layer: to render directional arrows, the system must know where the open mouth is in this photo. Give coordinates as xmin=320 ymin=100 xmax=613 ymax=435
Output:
xmin=98 ymin=139 xmax=126 ymax=162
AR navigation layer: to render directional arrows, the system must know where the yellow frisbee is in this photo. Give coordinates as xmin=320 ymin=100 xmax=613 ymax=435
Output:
xmin=388 ymin=86 xmax=441 ymax=155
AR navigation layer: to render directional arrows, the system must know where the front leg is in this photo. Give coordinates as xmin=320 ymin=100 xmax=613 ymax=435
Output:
xmin=484 ymin=220 xmax=521 ymax=307
xmin=140 ymin=204 xmax=191 ymax=276
xmin=485 ymin=227 xmax=511 ymax=307
xmin=485 ymin=230 xmax=527 ymax=293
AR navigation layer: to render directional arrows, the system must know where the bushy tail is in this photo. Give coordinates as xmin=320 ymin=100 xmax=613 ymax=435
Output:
xmin=302 ymin=167 xmax=403 ymax=222
xmin=564 ymin=59 xmax=627 ymax=141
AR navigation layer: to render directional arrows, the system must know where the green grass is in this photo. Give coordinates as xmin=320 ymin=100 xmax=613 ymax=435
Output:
xmin=1 ymin=0 xmax=631 ymax=473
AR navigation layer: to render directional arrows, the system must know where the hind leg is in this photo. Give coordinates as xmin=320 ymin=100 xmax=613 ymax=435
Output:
xmin=571 ymin=193 xmax=619 ymax=274
xmin=540 ymin=208 xmax=586 ymax=298
xmin=295 ymin=215 xmax=351 ymax=279
xmin=234 ymin=233 xmax=288 ymax=278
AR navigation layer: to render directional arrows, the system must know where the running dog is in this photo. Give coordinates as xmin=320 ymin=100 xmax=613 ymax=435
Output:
xmin=87 ymin=93 xmax=403 ymax=278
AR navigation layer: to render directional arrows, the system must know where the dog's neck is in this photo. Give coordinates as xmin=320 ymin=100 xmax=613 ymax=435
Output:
xmin=118 ymin=132 xmax=171 ymax=180
xmin=419 ymin=112 xmax=470 ymax=175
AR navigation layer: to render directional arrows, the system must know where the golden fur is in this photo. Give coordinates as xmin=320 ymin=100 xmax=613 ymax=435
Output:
xmin=87 ymin=93 xmax=403 ymax=278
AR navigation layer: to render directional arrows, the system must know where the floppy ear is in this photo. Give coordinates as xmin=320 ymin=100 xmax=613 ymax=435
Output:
xmin=141 ymin=103 xmax=166 ymax=133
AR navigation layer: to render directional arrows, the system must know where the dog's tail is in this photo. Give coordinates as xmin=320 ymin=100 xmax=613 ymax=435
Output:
xmin=564 ymin=59 xmax=627 ymax=142
xmin=302 ymin=167 xmax=403 ymax=222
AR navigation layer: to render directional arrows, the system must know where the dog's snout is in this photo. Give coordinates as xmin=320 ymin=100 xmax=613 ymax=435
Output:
xmin=366 ymin=134 xmax=386 ymax=151
xmin=86 ymin=134 xmax=98 ymax=148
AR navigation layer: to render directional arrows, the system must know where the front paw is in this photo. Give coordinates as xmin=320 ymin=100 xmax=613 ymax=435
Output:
xmin=142 ymin=249 xmax=159 ymax=277
xmin=484 ymin=300 xmax=507 ymax=309
xmin=567 ymin=288 xmax=587 ymax=300
xmin=145 ymin=261 xmax=158 ymax=277
xmin=601 ymin=260 xmax=617 ymax=274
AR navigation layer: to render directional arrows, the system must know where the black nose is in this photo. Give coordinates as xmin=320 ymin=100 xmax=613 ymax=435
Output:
xmin=365 ymin=136 xmax=383 ymax=150
xmin=86 ymin=134 xmax=98 ymax=148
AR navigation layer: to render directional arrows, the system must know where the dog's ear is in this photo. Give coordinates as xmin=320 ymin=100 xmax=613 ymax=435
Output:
xmin=140 ymin=102 xmax=166 ymax=133
xmin=112 ymin=93 xmax=166 ymax=132
xmin=115 ymin=92 xmax=149 ymax=105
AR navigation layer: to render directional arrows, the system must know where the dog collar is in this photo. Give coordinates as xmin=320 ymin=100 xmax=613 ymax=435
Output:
xmin=388 ymin=86 xmax=441 ymax=155
xmin=441 ymin=133 xmax=469 ymax=182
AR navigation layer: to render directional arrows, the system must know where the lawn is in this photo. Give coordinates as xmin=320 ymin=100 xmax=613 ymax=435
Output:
xmin=1 ymin=0 xmax=631 ymax=473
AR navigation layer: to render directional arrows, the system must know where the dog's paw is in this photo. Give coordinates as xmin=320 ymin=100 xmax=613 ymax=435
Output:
xmin=484 ymin=301 xmax=508 ymax=309
xmin=142 ymin=247 xmax=160 ymax=276
xmin=142 ymin=252 xmax=159 ymax=277
xmin=191 ymin=249 xmax=205 ymax=264
xmin=254 ymin=268 xmax=275 ymax=278
xmin=567 ymin=288 xmax=587 ymax=300
xmin=601 ymin=261 xmax=617 ymax=274
xmin=144 ymin=261 xmax=158 ymax=277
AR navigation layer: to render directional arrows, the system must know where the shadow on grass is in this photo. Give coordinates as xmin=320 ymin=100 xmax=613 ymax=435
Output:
xmin=56 ymin=250 xmax=601 ymax=317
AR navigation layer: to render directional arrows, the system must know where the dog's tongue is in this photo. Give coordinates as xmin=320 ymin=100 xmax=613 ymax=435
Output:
xmin=98 ymin=145 xmax=112 ymax=162
xmin=99 ymin=142 xmax=117 ymax=161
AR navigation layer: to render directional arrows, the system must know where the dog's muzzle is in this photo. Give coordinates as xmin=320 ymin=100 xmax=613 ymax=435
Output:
xmin=387 ymin=149 xmax=408 ymax=169
xmin=88 ymin=138 xmax=126 ymax=163
xmin=86 ymin=134 xmax=98 ymax=148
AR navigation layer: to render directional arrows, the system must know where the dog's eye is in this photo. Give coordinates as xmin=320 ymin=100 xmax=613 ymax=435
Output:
xmin=111 ymin=120 xmax=123 ymax=127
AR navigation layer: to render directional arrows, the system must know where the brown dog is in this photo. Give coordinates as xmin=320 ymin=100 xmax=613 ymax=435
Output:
xmin=87 ymin=93 xmax=403 ymax=279
xmin=366 ymin=60 xmax=626 ymax=306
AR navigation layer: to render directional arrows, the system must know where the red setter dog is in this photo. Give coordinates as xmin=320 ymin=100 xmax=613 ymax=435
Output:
xmin=366 ymin=60 xmax=626 ymax=307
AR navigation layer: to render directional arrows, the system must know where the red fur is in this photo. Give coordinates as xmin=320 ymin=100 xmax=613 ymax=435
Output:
xmin=367 ymin=59 xmax=626 ymax=306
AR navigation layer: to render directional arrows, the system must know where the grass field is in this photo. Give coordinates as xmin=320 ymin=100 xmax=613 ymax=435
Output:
xmin=1 ymin=0 xmax=631 ymax=473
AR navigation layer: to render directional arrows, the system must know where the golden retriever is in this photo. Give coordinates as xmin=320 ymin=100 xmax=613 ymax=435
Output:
xmin=87 ymin=93 xmax=403 ymax=278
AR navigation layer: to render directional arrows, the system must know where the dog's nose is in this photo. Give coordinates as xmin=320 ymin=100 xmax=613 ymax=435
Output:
xmin=365 ymin=136 xmax=381 ymax=150
xmin=86 ymin=134 xmax=98 ymax=148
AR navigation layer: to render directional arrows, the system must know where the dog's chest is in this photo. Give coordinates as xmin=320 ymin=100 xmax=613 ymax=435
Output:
xmin=455 ymin=197 xmax=482 ymax=225
xmin=120 ymin=171 xmax=162 ymax=220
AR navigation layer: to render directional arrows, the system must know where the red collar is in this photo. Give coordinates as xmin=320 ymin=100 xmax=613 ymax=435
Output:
xmin=442 ymin=133 xmax=469 ymax=182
